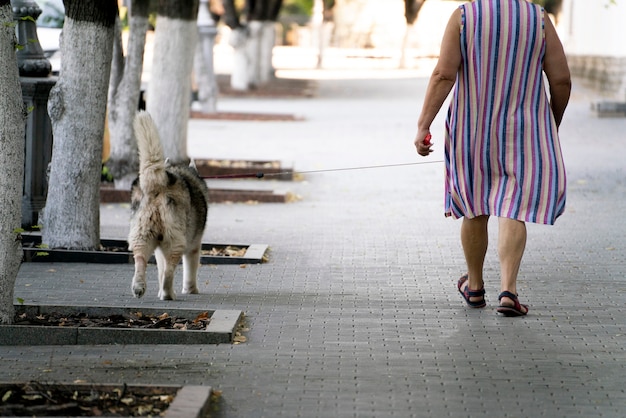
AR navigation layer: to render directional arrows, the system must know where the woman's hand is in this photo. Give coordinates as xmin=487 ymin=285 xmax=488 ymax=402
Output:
xmin=415 ymin=130 xmax=433 ymax=156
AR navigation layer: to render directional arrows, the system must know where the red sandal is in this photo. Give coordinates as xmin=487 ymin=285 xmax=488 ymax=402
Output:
xmin=497 ymin=291 xmax=528 ymax=317
xmin=457 ymin=274 xmax=486 ymax=308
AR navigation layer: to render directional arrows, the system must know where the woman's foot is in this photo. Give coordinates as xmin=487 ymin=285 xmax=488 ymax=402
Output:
xmin=497 ymin=291 xmax=528 ymax=316
xmin=457 ymin=274 xmax=486 ymax=308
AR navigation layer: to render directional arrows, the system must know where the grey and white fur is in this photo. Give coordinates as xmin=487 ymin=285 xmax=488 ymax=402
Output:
xmin=128 ymin=111 xmax=209 ymax=300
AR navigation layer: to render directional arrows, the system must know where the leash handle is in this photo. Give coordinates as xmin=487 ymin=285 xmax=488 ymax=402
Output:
xmin=423 ymin=133 xmax=432 ymax=146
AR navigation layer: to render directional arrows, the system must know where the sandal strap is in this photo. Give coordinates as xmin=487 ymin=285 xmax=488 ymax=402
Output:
xmin=458 ymin=274 xmax=485 ymax=297
xmin=497 ymin=291 xmax=529 ymax=315
xmin=498 ymin=291 xmax=518 ymax=301
xmin=466 ymin=287 xmax=485 ymax=298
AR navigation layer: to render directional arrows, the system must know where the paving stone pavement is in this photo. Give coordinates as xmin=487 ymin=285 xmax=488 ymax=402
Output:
xmin=4 ymin=55 xmax=626 ymax=417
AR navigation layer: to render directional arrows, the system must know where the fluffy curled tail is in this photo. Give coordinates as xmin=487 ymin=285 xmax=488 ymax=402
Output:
xmin=133 ymin=111 xmax=166 ymax=192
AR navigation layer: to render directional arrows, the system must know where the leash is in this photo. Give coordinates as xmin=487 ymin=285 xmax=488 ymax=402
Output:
xmin=202 ymin=160 xmax=444 ymax=179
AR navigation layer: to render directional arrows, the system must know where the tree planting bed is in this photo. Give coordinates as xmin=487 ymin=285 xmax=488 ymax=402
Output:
xmin=0 ymin=305 xmax=244 ymax=346
xmin=194 ymin=159 xmax=295 ymax=181
xmin=215 ymin=74 xmax=317 ymax=98
xmin=190 ymin=110 xmax=302 ymax=121
xmin=101 ymin=182 xmax=294 ymax=203
xmin=0 ymin=382 xmax=215 ymax=417
xmin=101 ymin=158 xmax=296 ymax=203
xmin=21 ymin=234 xmax=268 ymax=265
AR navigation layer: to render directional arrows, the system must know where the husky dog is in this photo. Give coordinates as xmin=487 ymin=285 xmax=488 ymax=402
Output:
xmin=128 ymin=111 xmax=209 ymax=300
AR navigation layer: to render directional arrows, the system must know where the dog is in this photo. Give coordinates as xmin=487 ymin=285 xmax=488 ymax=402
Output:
xmin=128 ymin=111 xmax=209 ymax=300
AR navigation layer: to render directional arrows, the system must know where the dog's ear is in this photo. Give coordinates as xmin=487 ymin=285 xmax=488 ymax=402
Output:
xmin=188 ymin=159 xmax=200 ymax=173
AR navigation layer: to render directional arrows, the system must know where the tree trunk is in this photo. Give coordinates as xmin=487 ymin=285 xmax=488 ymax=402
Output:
xmin=0 ymin=0 xmax=26 ymax=324
xmin=245 ymin=20 xmax=263 ymax=88
xmin=258 ymin=21 xmax=276 ymax=84
xmin=193 ymin=0 xmax=219 ymax=114
xmin=229 ymin=27 xmax=249 ymax=90
xmin=398 ymin=23 xmax=412 ymax=69
xmin=400 ymin=0 xmax=425 ymax=69
xmin=221 ymin=0 xmax=249 ymax=90
xmin=107 ymin=0 xmax=150 ymax=190
xmin=43 ymin=0 xmax=117 ymax=250
xmin=145 ymin=0 xmax=199 ymax=164
xmin=245 ymin=0 xmax=282 ymax=87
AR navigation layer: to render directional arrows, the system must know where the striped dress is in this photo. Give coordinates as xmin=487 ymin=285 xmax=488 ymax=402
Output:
xmin=444 ymin=0 xmax=566 ymax=225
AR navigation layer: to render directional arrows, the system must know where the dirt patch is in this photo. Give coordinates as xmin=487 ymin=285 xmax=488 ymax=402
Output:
xmin=13 ymin=311 xmax=211 ymax=331
xmin=0 ymin=382 xmax=176 ymax=416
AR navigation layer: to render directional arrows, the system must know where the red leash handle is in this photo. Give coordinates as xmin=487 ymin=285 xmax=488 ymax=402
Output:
xmin=423 ymin=133 xmax=432 ymax=146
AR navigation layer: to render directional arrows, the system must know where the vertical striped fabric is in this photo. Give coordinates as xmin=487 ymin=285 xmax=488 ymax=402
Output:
xmin=444 ymin=0 xmax=566 ymax=225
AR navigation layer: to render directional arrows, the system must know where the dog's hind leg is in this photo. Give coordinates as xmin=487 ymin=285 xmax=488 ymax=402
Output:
xmin=131 ymin=245 xmax=154 ymax=298
xmin=182 ymin=245 xmax=201 ymax=295
xmin=154 ymin=248 xmax=167 ymax=300
xmin=156 ymin=247 xmax=182 ymax=300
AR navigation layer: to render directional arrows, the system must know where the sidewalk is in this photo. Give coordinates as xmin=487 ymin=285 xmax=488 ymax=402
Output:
xmin=5 ymin=51 xmax=626 ymax=417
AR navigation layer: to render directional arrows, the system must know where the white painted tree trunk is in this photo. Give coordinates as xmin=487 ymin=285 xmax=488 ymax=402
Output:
xmin=193 ymin=34 xmax=218 ymax=113
xmin=313 ymin=0 xmax=324 ymax=68
xmin=259 ymin=21 xmax=276 ymax=85
xmin=246 ymin=20 xmax=263 ymax=89
xmin=229 ymin=27 xmax=249 ymax=91
xmin=0 ymin=2 xmax=26 ymax=324
xmin=146 ymin=15 xmax=198 ymax=163
xmin=193 ymin=0 xmax=218 ymax=113
xmin=107 ymin=0 xmax=149 ymax=190
xmin=44 ymin=2 xmax=116 ymax=250
xmin=398 ymin=23 xmax=413 ymax=69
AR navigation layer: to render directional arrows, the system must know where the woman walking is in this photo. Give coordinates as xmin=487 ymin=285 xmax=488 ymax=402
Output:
xmin=414 ymin=0 xmax=571 ymax=316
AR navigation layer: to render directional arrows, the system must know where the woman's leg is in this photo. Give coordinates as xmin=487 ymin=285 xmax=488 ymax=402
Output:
xmin=460 ymin=215 xmax=489 ymax=301
xmin=497 ymin=217 xmax=528 ymax=312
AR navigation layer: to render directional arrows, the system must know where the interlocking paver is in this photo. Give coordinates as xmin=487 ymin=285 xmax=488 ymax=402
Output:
xmin=2 ymin=51 xmax=626 ymax=417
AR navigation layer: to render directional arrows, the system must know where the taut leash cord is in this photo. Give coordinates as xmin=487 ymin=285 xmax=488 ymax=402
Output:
xmin=202 ymin=160 xmax=444 ymax=180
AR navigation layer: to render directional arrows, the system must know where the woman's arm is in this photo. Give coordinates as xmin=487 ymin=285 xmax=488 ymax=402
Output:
xmin=415 ymin=8 xmax=462 ymax=156
xmin=543 ymin=11 xmax=571 ymax=128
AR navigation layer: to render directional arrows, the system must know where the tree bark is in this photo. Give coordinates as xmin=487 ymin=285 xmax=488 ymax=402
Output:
xmin=43 ymin=0 xmax=117 ymax=250
xmin=107 ymin=0 xmax=150 ymax=190
xmin=145 ymin=0 xmax=199 ymax=164
xmin=0 ymin=0 xmax=26 ymax=324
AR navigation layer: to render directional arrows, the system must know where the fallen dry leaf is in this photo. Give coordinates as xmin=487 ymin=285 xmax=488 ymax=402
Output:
xmin=202 ymin=246 xmax=247 ymax=257
xmin=193 ymin=311 xmax=210 ymax=323
xmin=233 ymin=332 xmax=247 ymax=344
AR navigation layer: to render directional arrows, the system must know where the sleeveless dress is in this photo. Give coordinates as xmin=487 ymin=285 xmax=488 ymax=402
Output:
xmin=444 ymin=0 xmax=566 ymax=225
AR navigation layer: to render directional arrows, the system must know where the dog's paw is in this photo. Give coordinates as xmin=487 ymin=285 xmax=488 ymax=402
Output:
xmin=182 ymin=286 xmax=199 ymax=295
xmin=159 ymin=289 xmax=176 ymax=300
xmin=132 ymin=283 xmax=146 ymax=298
